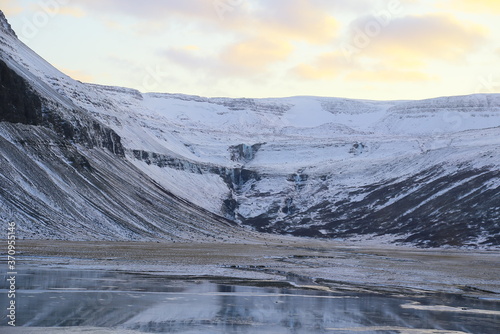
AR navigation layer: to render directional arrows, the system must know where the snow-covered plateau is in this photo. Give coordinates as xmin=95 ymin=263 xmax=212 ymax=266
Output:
xmin=0 ymin=11 xmax=499 ymax=247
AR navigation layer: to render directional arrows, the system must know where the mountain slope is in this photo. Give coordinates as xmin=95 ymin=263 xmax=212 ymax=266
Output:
xmin=0 ymin=12 xmax=499 ymax=246
xmin=0 ymin=12 xmax=245 ymax=242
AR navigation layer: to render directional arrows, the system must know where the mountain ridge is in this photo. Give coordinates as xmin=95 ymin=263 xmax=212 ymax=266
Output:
xmin=0 ymin=11 xmax=499 ymax=247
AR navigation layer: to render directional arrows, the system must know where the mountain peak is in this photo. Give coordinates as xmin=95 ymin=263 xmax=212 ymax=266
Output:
xmin=0 ymin=10 xmax=17 ymax=38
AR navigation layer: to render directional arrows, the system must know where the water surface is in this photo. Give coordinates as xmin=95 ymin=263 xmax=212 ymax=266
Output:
xmin=1 ymin=268 xmax=499 ymax=333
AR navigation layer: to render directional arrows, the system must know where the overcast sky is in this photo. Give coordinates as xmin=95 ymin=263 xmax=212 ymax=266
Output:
xmin=4 ymin=0 xmax=500 ymax=100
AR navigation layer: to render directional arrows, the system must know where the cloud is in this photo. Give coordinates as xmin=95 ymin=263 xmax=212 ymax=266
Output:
xmin=102 ymin=19 xmax=124 ymax=31
xmin=60 ymin=68 xmax=95 ymax=82
xmin=287 ymin=0 xmax=388 ymax=14
xmin=110 ymin=1 xmax=340 ymax=76
xmin=2 ymin=0 xmax=25 ymax=16
xmin=162 ymin=36 xmax=293 ymax=78
xmin=292 ymin=64 xmax=336 ymax=80
xmin=68 ymin=0 xmax=340 ymax=77
xmin=220 ymin=37 xmax=294 ymax=71
xmin=24 ymin=1 xmax=85 ymax=18
xmin=291 ymin=50 xmax=435 ymax=83
xmin=252 ymin=0 xmax=339 ymax=44
xmin=72 ymin=0 xmax=340 ymax=44
xmin=345 ymin=14 xmax=488 ymax=67
xmin=448 ymin=0 xmax=500 ymax=14
xmin=162 ymin=47 xmax=215 ymax=70
xmin=293 ymin=13 xmax=486 ymax=84
xmin=291 ymin=52 xmax=346 ymax=80
xmin=345 ymin=69 xmax=436 ymax=82
xmin=57 ymin=7 xmax=86 ymax=17
xmin=72 ymin=0 xmax=216 ymax=21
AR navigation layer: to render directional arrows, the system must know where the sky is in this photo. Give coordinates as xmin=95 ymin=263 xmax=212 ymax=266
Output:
xmin=3 ymin=0 xmax=500 ymax=100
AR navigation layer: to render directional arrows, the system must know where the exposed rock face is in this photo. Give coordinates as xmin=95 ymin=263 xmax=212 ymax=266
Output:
xmin=0 ymin=58 xmax=124 ymax=156
xmin=0 ymin=10 xmax=16 ymax=37
xmin=229 ymin=144 xmax=263 ymax=163
xmin=0 ymin=59 xmax=42 ymax=124
xmin=268 ymin=167 xmax=500 ymax=247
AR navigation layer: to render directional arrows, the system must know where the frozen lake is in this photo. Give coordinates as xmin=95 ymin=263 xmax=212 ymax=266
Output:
xmin=1 ymin=268 xmax=499 ymax=333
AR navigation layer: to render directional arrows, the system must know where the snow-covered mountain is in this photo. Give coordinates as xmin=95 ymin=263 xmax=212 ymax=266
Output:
xmin=1 ymin=11 xmax=499 ymax=246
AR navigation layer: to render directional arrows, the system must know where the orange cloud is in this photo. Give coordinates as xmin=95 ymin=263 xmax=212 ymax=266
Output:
xmin=292 ymin=52 xmax=346 ymax=80
xmin=2 ymin=0 xmax=24 ymax=15
xmin=182 ymin=45 xmax=200 ymax=52
xmin=346 ymin=69 xmax=436 ymax=82
xmin=211 ymin=1 xmax=340 ymax=74
xmin=220 ymin=37 xmax=294 ymax=72
xmin=293 ymin=64 xmax=336 ymax=80
xmin=448 ymin=0 xmax=500 ymax=13
xmin=60 ymin=68 xmax=95 ymax=83
xmin=254 ymin=0 xmax=339 ymax=44
xmin=346 ymin=14 xmax=488 ymax=68
xmin=58 ymin=7 xmax=86 ymax=17
xmin=163 ymin=36 xmax=292 ymax=77
xmin=103 ymin=19 xmax=124 ymax=31
xmin=292 ymin=49 xmax=437 ymax=83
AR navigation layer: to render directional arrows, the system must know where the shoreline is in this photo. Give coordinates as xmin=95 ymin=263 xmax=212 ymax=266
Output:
xmin=8 ymin=238 xmax=500 ymax=299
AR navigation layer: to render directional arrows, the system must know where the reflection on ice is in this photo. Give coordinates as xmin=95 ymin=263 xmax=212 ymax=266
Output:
xmin=1 ymin=268 xmax=498 ymax=334
xmin=400 ymin=301 xmax=500 ymax=315
xmin=325 ymin=327 xmax=468 ymax=333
